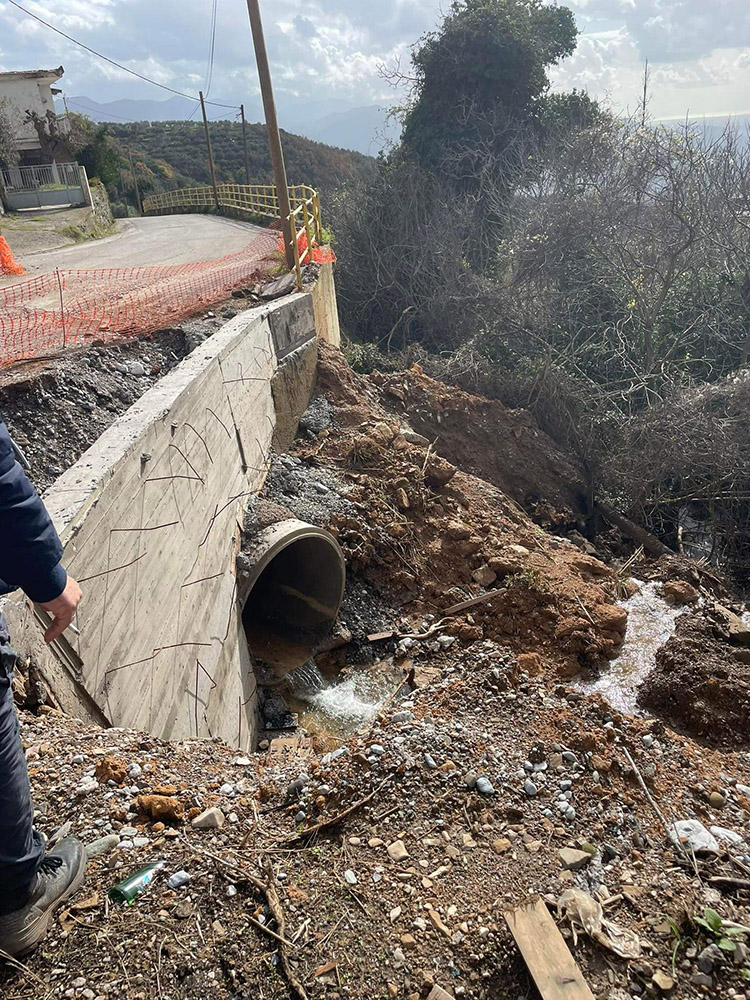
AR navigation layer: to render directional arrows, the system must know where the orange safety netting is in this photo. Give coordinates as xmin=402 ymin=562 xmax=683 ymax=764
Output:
xmin=0 ymin=236 xmax=26 ymax=277
xmin=0 ymin=228 xmax=279 ymax=368
xmin=277 ymin=231 xmax=337 ymax=265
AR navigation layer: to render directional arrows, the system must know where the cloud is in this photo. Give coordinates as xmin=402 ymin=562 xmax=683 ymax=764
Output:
xmin=0 ymin=0 xmax=748 ymax=123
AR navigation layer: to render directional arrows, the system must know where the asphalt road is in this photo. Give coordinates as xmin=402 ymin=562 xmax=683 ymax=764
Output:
xmin=1 ymin=214 xmax=267 ymax=287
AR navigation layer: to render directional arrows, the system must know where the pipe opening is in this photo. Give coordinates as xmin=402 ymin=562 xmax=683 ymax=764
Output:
xmin=241 ymin=524 xmax=345 ymax=678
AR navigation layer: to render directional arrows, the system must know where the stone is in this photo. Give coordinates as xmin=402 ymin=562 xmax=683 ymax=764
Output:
xmin=517 ymin=652 xmax=543 ymax=676
xmin=662 ymin=581 xmax=699 ymax=605
xmin=400 ymin=934 xmax=417 ymax=950
xmin=85 ymin=835 xmax=120 ymax=859
xmin=344 ymin=870 xmax=358 ymax=885
xmin=192 ymin=806 xmax=225 ymax=830
xmin=167 ymin=870 xmax=191 ymax=889
xmin=128 ymin=362 xmax=146 ymax=377
xmin=558 ymin=848 xmax=592 ymax=871
xmin=651 ymin=970 xmax=674 ymax=992
xmin=708 ymin=791 xmax=726 ymax=809
xmin=387 ymin=840 xmax=409 ymax=863
xmin=698 ymin=943 xmax=724 ymax=974
xmin=423 ymin=753 xmax=437 ymax=770
xmin=391 ymin=712 xmax=413 ymax=725
xmin=471 ymin=565 xmax=497 ymax=587
xmin=136 ymin=794 xmax=184 ymax=824
xmin=475 ymin=776 xmax=495 ymax=795
xmin=219 ymin=782 xmax=236 ymax=796
xmin=492 ymin=838 xmax=512 ymax=855
xmin=523 ymin=779 xmax=538 ymax=797
xmin=710 ymin=825 xmax=745 ymax=846
xmin=669 ymin=819 xmax=719 ymax=854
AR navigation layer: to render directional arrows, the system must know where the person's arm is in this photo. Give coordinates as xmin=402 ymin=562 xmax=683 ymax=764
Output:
xmin=0 ymin=421 xmax=81 ymax=641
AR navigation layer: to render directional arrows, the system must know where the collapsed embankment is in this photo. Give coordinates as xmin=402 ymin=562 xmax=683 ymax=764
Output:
xmin=3 ymin=334 xmax=750 ymax=1000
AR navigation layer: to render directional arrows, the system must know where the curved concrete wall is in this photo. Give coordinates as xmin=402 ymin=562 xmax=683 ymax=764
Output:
xmin=3 ymin=282 xmax=331 ymax=749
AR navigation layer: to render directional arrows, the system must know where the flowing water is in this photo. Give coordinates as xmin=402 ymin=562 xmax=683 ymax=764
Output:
xmin=285 ymin=659 xmax=403 ymax=738
xmin=577 ymin=580 xmax=683 ymax=714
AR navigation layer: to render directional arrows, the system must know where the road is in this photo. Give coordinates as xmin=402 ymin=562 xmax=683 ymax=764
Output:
xmin=1 ymin=214 xmax=267 ymax=288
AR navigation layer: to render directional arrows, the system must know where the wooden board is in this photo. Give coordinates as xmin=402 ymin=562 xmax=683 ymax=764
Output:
xmin=504 ymin=896 xmax=595 ymax=1000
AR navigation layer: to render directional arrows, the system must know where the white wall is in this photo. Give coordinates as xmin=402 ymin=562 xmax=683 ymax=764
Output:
xmin=0 ymin=73 xmax=61 ymax=152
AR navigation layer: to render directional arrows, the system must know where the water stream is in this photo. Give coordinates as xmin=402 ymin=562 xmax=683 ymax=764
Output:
xmin=285 ymin=659 xmax=403 ymax=738
xmin=577 ymin=580 xmax=683 ymax=714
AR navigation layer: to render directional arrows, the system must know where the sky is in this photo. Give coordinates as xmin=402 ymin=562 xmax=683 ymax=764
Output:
xmin=1 ymin=0 xmax=749 ymax=122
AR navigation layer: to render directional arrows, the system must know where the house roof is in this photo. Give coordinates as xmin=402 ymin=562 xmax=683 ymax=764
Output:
xmin=0 ymin=66 xmax=64 ymax=83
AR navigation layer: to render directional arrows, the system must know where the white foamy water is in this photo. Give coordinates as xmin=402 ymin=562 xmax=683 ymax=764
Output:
xmin=305 ymin=674 xmax=386 ymax=725
xmin=288 ymin=663 xmax=401 ymax=737
xmin=578 ymin=580 xmax=683 ymax=714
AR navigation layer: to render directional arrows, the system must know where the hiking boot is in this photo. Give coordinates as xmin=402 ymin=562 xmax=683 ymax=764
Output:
xmin=0 ymin=838 xmax=86 ymax=957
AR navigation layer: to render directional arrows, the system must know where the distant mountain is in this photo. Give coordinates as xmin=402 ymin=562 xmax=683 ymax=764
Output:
xmin=658 ymin=113 xmax=750 ymax=146
xmin=57 ymin=94 xmax=399 ymax=155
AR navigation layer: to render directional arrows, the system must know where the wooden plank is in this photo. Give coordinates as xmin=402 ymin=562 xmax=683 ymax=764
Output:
xmin=504 ymin=896 xmax=595 ymax=1000
xmin=443 ymin=588 xmax=505 ymax=616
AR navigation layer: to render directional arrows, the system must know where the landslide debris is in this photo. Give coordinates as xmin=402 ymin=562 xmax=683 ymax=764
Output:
xmin=639 ymin=603 xmax=750 ymax=747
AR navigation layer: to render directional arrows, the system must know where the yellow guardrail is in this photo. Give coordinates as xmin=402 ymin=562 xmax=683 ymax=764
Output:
xmin=142 ymin=183 xmax=323 ymax=289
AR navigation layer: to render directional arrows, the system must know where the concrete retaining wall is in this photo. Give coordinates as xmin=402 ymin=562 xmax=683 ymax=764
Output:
xmin=4 ymin=282 xmax=334 ymax=749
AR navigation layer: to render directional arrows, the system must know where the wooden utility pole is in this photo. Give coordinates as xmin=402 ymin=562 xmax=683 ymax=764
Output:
xmin=199 ymin=90 xmax=220 ymax=210
xmin=245 ymin=0 xmax=294 ymax=269
xmin=127 ymin=149 xmax=142 ymax=215
xmin=240 ymin=104 xmax=252 ymax=185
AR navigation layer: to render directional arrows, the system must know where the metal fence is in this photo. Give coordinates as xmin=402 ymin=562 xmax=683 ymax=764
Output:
xmin=1 ymin=162 xmax=89 ymax=210
xmin=2 ymin=162 xmax=83 ymax=192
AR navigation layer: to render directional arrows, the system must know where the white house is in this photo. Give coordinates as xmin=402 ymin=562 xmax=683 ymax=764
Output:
xmin=0 ymin=66 xmax=66 ymax=164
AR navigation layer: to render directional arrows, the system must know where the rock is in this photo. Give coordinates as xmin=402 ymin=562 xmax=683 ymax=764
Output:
xmin=472 ymin=565 xmax=497 ymax=587
xmin=642 ymin=734 xmax=654 ymax=748
xmin=136 ymin=794 xmax=184 ymax=824
xmin=167 ymin=870 xmax=191 ymax=889
xmin=689 ymin=973 xmax=713 ymax=988
xmin=400 ymin=934 xmax=417 ymax=950
xmin=128 ymin=361 xmax=146 ymax=377
xmin=492 ymin=838 xmax=512 ymax=855
xmin=669 ymin=819 xmax=719 ymax=854
xmin=708 ymin=791 xmax=726 ymax=809
xmin=343 ymin=870 xmax=358 ymax=885
xmin=192 ymin=806 xmax=225 ymax=830
xmin=424 ymin=455 xmax=456 ymax=488
xmin=737 ymin=783 xmax=750 ymax=798
xmin=75 ymin=777 xmax=98 ymax=797
xmin=391 ymin=712 xmax=413 ymax=725
xmin=714 ymin=603 xmax=750 ymax=646
xmin=85 ymin=835 xmax=120 ymax=859
xmin=651 ymin=970 xmax=674 ymax=992
xmin=258 ymin=272 xmax=297 ymax=300
xmin=402 ymin=429 xmax=430 ymax=447
xmin=444 ymin=520 xmax=472 ymax=541
xmin=558 ymin=848 xmax=592 ymax=871
xmin=710 ymin=825 xmax=745 ymax=846
xmin=698 ymin=943 xmax=724 ymax=974
xmin=662 ymin=581 xmax=699 ymax=605
xmin=219 ymin=782 xmax=235 ymax=796
xmin=387 ymin=840 xmax=409 ymax=863
xmin=523 ymin=779 xmax=538 ymax=797
xmin=50 ymin=821 xmax=73 ymax=845
xmin=518 ymin=652 xmax=543 ymax=676
xmin=424 ymin=753 xmax=437 ymax=770
xmin=95 ymin=757 xmax=127 ymax=785
xmin=476 ymin=776 xmax=495 ymax=795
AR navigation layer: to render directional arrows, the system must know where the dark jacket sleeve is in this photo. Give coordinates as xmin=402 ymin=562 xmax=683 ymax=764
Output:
xmin=0 ymin=421 xmax=67 ymax=603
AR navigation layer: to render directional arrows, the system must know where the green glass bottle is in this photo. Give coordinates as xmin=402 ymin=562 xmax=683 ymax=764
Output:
xmin=109 ymin=861 xmax=165 ymax=904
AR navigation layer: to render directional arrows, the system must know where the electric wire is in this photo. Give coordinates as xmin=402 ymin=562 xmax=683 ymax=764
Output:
xmin=5 ymin=0 xmax=238 ymax=110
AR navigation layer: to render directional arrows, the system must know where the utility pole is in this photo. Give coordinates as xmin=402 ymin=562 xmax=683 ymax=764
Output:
xmin=240 ymin=104 xmax=252 ymax=186
xmin=127 ymin=149 xmax=142 ymax=215
xmin=199 ymin=90 xmax=220 ymax=210
xmin=245 ymin=0 xmax=294 ymax=269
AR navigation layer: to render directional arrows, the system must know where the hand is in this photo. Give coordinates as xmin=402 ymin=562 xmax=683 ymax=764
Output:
xmin=39 ymin=575 xmax=83 ymax=643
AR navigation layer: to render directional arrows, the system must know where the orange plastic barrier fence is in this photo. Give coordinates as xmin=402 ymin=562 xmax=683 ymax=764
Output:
xmin=0 ymin=236 xmax=26 ymax=277
xmin=0 ymin=228 xmax=278 ymax=368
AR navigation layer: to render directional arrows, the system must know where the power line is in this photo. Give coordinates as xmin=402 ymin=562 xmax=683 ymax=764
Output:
xmin=5 ymin=0 xmax=238 ymax=110
xmin=204 ymin=0 xmax=219 ymax=98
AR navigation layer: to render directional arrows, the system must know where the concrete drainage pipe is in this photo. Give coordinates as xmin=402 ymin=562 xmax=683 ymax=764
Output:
xmin=239 ymin=518 xmax=346 ymax=678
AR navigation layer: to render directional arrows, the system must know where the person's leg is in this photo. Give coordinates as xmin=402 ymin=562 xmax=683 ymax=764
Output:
xmin=0 ymin=611 xmax=44 ymax=904
xmin=0 ymin=611 xmax=86 ymax=955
